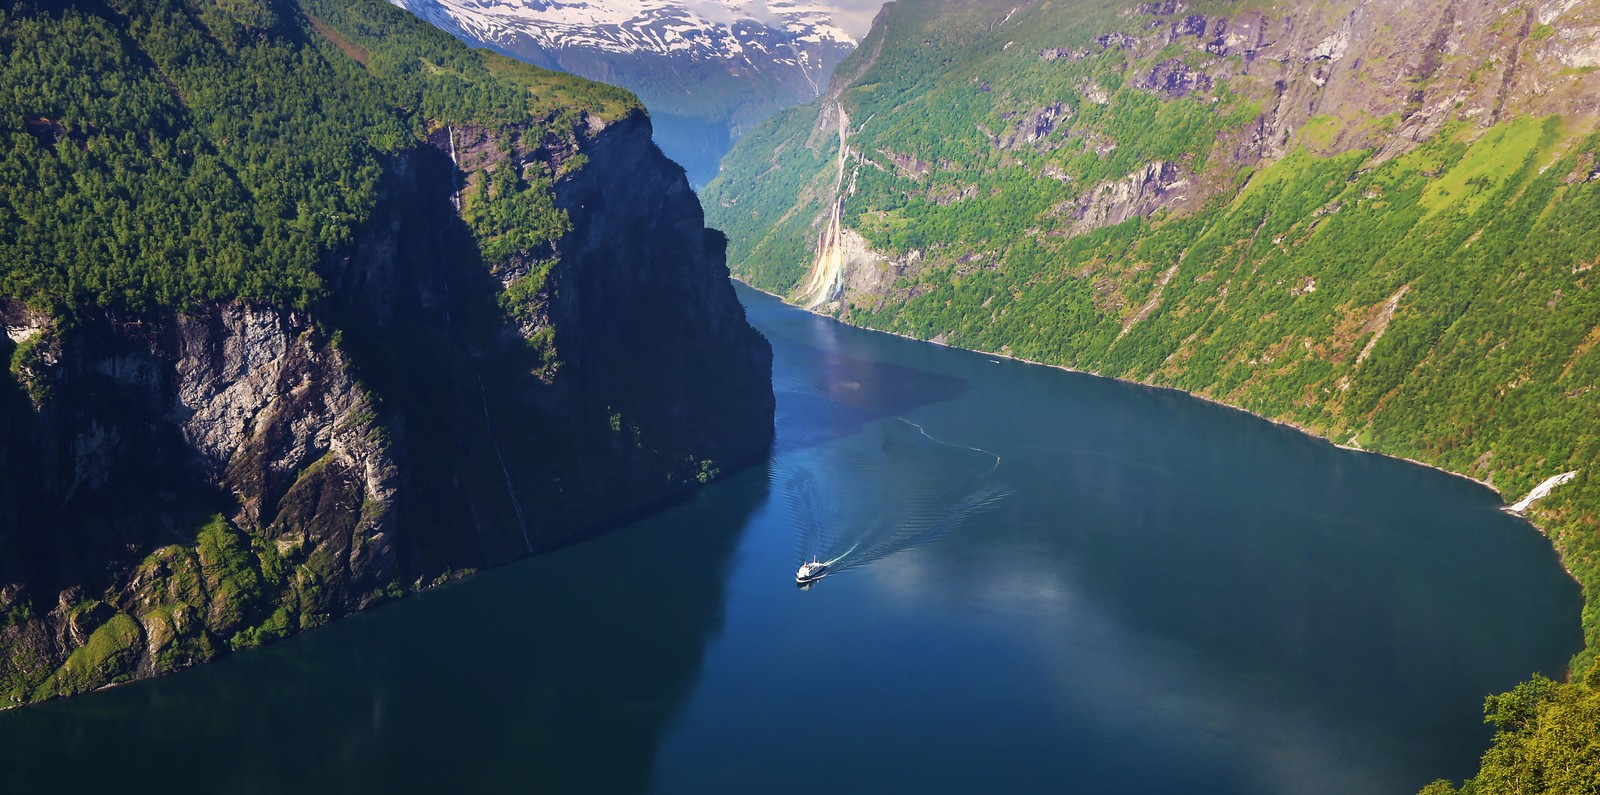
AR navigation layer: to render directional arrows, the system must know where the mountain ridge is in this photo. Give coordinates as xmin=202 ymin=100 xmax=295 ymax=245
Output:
xmin=393 ymin=0 xmax=859 ymax=184
xmin=393 ymin=0 xmax=856 ymax=60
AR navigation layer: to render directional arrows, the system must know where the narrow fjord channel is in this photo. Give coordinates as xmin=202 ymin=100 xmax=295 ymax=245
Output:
xmin=0 ymin=285 xmax=1581 ymax=794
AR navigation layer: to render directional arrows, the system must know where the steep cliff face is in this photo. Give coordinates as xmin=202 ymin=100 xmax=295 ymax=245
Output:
xmin=707 ymin=7 xmax=1600 ymax=787
xmin=0 ymin=301 xmax=398 ymax=697
xmin=549 ymin=114 xmax=775 ymax=489
xmin=0 ymin=112 xmax=772 ymax=705
xmin=1089 ymin=0 xmax=1600 ymax=163
xmin=0 ymin=0 xmax=772 ymax=706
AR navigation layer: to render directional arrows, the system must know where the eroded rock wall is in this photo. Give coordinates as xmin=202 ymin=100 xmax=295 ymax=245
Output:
xmin=0 ymin=111 xmax=773 ymax=706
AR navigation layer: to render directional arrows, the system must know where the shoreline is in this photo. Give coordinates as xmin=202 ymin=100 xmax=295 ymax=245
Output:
xmin=734 ymin=278 xmax=1584 ymax=583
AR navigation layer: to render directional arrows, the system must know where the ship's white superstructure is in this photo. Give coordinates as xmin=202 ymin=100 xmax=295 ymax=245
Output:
xmin=796 ymin=557 xmax=829 ymax=584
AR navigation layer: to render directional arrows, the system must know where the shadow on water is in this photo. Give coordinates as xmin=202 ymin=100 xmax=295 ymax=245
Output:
xmin=0 ymin=284 xmax=1581 ymax=795
xmin=734 ymin=286 xmax=1013 ymax=587
xmin=0 ymin=466 xmax=770 ymax=795
xmin=787 ymin=419 xmax=1009 ymax=581
xmin=738 ymin=286 xmax=970 ymax=455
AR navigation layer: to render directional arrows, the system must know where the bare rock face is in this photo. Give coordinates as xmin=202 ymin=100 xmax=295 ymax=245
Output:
xmin=175 ymin=305 xmax=400 ymax=610
xmin=995 ymin=104 xmax=1072 ymax=149
xmin=1169 ymin=13 xmax=1209 ymax=41
xmin=0 ymin=110 xmax=773 ymax=706
xmin=1308 ymin=12 xmax=1354 ymax=62
xmin=1053 ymin=0 xmax=1600 ymax=169
xmin=834 ymin=228 xmax=895 ymax=305
xmin=1138 ymin=59 xmax=1212 ymax=98
xmin=1135 ymin=1 xmax=1186 ymax=16
xmin=1065 ymin=161 xmax=1196 ymax=236
xmin=177 ymin=306 xmax=310 ymax=470
xmin=545 ymin=113 xmax=776 ymax=507
xmin=1040 ymin=47 xmax=1089 ymax=62
xmin=0 ymin=300 xmax=403 ymax=701
xmin=1546 ymin=11 xmax=1600 ymax=68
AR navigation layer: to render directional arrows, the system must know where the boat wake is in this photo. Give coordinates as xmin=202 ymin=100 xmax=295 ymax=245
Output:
xmin=896 ymin=418 xmax=1001 ymax=475
xmin=787 ymin=418 xmax=1009 ymax=584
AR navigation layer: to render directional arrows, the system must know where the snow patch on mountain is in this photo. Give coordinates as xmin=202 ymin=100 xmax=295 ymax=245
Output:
xmin=392 ymin=0 xmax=863 ymax=186
xmin=392 ymin=0 xmax=856 ymax=62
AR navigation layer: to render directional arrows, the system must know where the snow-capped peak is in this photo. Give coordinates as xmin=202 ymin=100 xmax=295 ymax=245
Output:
xmin=394 ymin=0 xmax=857 ymax=60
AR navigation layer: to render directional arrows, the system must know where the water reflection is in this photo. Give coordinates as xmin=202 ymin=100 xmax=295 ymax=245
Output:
xmin=0 ymin=286 xmax=1581 ymax=795
xmin=0 ymin=468 xmax=769 ymax=794
xmin=643 ymin=286 xmax=1579 ymax=795
xmin=761 ymin=298 xmax=968 ymax=455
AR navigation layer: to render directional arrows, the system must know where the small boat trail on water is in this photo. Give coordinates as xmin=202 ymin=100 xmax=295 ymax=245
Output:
xmin=788 ymin=418 xmax=1010 ymax=578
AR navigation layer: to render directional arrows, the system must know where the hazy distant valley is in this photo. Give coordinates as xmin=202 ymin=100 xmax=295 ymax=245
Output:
xmin=392 ymin=0 xmax=866 ymax=184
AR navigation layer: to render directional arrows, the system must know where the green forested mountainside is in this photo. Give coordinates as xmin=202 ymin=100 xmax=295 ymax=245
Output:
xmin=705 ymin=1 xmax=1600 ymax=790
xmin=0 ymin=0 xmax=772 ymax=708
xmin=0 ymin=0 xmax=636 ymax=314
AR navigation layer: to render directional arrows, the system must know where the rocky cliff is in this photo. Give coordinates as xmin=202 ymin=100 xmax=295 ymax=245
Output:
xmin=0 ymin=0 xmax=772 ymax=706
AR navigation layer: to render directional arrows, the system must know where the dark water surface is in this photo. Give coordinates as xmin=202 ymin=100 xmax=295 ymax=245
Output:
xmin=0 ymin=285 xmax=1581 ymax=794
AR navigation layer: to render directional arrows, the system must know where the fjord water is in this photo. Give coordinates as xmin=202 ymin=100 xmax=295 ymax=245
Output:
xmin=0 ymin=285 xmax=1580 ymax=794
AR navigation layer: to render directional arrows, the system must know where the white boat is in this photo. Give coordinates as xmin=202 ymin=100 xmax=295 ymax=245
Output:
xmin=796 ymin=558 xmax=829 ymax=584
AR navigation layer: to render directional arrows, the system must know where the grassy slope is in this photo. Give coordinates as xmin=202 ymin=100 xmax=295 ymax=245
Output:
xmin=705 ymin=2 xmax=1600 ymax=790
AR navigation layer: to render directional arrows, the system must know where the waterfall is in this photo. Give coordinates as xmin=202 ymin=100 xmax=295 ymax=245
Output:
xmin=797 ymin=104 xmax=853 ymax=308
xmin=477 ymin=376 xmax=534 ymax=554
xmin=447 ymin=125 xmax=462 ymax=213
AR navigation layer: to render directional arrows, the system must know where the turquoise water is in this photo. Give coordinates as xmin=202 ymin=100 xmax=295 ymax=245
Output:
xmin=0 ymin=284 xmax=1580 ymax=794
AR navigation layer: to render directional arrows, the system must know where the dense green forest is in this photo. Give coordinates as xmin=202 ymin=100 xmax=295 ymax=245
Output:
xmin=0 ymin=0 xmax=652 ymax=701
xmin=0 ymin=0 xmax=636 ymax=315
xmin=705 ymin=1 xmax=1600 ymax=790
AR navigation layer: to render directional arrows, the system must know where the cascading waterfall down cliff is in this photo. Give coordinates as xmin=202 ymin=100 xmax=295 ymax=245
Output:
xmin=798 ymin=103 xmax=853 ymax=309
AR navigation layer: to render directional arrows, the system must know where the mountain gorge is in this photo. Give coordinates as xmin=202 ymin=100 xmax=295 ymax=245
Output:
xmin=707 ymin=1 xmax=1600 ymax=789
xmin=393 ymin=0 xmax=859 ymax=185
xmin=0 ymin=0 xmax=772 ymax=706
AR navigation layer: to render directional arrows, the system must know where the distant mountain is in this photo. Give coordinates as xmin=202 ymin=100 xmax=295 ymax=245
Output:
xmin=393 ymin=0 xmax=859 ymax=185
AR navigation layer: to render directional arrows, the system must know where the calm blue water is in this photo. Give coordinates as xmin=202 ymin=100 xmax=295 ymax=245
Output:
xmin=0 ymin=284 xmax=1581 ymax=794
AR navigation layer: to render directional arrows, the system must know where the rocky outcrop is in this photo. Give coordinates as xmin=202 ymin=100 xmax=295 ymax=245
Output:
xmin=0 ymin=110 xmax=773 ymax=706
xmin=1063 ymin=161 xmax=1196 ymax=236
xmin=0 ymin=295 xmax=409 ymax=691
xmin=1149 ymin=1 xmax=1598 ymax=157
xmin=1137 ymin=59 xmax=1212 ymax=98
xmin=994 ymin=104 xmax=1071 ymax=149
xmin=1064 ymin=1 xmax=1600 ymax=166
